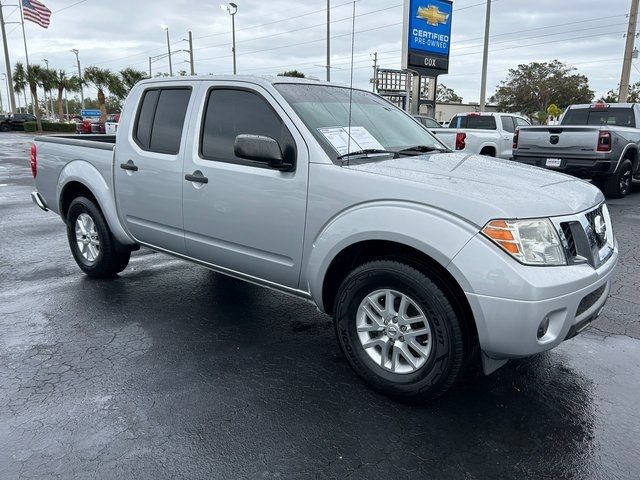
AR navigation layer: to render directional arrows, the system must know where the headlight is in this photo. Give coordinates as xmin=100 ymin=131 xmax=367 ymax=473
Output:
xmin=482 ymin=218 xmax=566 ymax=266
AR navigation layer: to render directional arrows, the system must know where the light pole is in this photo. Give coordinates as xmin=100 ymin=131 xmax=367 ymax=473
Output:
xmin=220 ymin=3 xmax=238 ymax=74
xmin=70 ymin=49 xmax=85 ymax=110
xmin=161 ymin=25 xmax=173 ymax=76
xmin=42 ymin=58 xmax=50 ymax=117
xmin=43 ymin=58 xmax=55 ymax=116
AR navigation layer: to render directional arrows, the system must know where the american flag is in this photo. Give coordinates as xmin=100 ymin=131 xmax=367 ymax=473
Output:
xmin=22 ymin=0 xmax=52 ymax=29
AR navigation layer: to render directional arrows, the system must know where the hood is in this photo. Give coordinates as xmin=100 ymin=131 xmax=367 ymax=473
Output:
xmin=343 ymin=153 xmax=603 ymax=225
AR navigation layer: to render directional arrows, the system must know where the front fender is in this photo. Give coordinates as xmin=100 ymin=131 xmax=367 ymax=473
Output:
xmin=57 ymin=160 xmax=135 ymax=246
xmin=304 ymin=201 xmax=479 ymax=312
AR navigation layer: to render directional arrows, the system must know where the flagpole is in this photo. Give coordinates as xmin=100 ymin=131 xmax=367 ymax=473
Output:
xmin=18 ymin=0 xmax=35 ymax=114
xmin=0 ymin=0 xmax=17 ymax=112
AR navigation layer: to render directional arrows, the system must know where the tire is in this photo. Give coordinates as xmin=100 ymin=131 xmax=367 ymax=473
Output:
xmin=66 ymin=196 xmax=130 ymax=278
xmin=602 ymin=159 xmax=633 ymax=198
xmin=0 ymin=123 xmax=10 ymax=133
xmin=334 ymin=260 xmax=468 ymax=402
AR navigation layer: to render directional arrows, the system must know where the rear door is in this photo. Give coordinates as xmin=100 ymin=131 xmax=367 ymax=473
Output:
xmin=182 ymin=82 xmax=308 ymax=288
xmin=115 ymin=84 xmax=195 ymax=254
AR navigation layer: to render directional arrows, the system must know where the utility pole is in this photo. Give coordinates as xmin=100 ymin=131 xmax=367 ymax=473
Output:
xmin=148 ymin=57 xmax=152 ymax=77
xmin=0 ymin=1 xmax=17 ymax=112
xmin=326 ymin=0 xmax=331 ymax=81
xmin=161 ymin=25 xmax=173 ymax=76
xmin=188 ymin=31 xmax=195 ymax=75
xmin=479 ymin=0 xmax=491 ymax=112
xmin=620 ymin=0 xmax=640 ymax=102
xmin=71 ymin=49 xmax=85 ymax=110
xmin=372 ymin=51 xmax=378 ymax=92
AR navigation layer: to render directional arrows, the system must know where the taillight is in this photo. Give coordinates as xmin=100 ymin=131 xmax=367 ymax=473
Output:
xmin=30 ymin=144 xmax=37 ymax=178
xmin=513 ymin=128 xmax=520 ymax=149
xmin=455 ymin=132 xmax=466 ymax=150
xmin=597 ymin=131 xmax=611 ymax=152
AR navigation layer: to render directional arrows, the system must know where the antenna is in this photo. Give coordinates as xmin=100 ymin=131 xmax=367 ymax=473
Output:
xmin=346 ymin=1 xmax=356 ymax=166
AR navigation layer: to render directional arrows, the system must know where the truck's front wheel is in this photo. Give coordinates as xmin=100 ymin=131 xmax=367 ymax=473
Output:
xmin=66 ymin=197 xmax=130 ymax=278
xmin=334 ymin=261 xmax=467 ymax=402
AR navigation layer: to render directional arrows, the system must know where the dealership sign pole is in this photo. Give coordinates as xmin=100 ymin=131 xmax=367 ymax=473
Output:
xmin=401 ymin=0 xmax=452 ymax=114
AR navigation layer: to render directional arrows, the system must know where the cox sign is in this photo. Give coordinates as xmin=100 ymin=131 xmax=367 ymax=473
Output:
xmin=402 ymin=0 xmax=453 ymax=76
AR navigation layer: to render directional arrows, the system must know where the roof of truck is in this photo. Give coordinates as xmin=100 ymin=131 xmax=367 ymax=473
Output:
xmin=569 ymin=103 xmax=638 ymax=109
xmin=137 ymin=75 xmax=330 ymax=87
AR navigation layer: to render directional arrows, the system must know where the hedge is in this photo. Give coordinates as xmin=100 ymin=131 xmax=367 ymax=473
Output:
xmin=24 ymin=121 xmax=76 ymax=133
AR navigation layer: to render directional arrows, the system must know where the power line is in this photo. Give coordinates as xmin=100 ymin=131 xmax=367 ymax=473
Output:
xmin=53 ymin=0 xmax=91 ymax=14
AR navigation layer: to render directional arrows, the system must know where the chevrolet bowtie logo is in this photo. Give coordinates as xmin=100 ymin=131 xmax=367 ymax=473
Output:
xmin=417 ymin=5 xmax=449 ymax=26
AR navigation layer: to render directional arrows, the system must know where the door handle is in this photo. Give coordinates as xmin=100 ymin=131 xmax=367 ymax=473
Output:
xmin=120 ymin=160 xmax=138 ymax=172
xmin=185 ymin=171 xmax=208 ymax=184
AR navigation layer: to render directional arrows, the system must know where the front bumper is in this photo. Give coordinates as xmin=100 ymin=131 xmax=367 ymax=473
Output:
xmin=447 ymin=228 xmax=618 ymax=360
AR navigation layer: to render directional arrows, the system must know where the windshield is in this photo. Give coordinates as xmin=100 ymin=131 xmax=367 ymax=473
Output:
xmin=561 ymin=107 xmax=636 ymax=127
xmin=275 ymin=83 xmax=448 ymax=162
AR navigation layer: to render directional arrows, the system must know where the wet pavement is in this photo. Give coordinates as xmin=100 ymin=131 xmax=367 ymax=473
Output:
xmin=0 ymin=132 xmax=639 ymax=479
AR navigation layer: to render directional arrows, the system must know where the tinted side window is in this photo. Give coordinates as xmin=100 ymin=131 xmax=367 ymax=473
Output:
xmin=500 ymin=116 xmax=515 ymax=133
xmin=201 ymin=89 xmax=295 ymax=166
xmin=149 ymin=89 xmax=191 ymax=154
xmin=134 ymin=89 xmax=160 ymax=149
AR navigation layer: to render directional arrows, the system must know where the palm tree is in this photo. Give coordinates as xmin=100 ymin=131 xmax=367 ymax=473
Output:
xmin=51 ymin=70 xmax=82 ymax=122
xmin=13 ymin=63 xmax=27 ymax=113
xmin=84 ymin=67 xmax=118 ymax=122
xmin=40 ymin=68 xmax=56 ymax=119
xmin=14 ymin=62 xmax=43 ymax=131
xmin=118 ymin=68 xmax=148 ymax=98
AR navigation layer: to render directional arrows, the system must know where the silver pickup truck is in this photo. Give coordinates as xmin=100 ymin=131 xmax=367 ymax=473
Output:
xmin=513 ymin=103 xmax=640 ymax=198
xmin=31 ymin=76 xmax=618 ymax=401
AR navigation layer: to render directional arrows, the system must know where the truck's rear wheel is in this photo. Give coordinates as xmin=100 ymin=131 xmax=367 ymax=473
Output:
xmin=66 ymin=196 xmax=130 ymax=277
xmin=602 ymin=159 xmax=633 ymax=198
xmin=333 ymin=260 xmax=467 ymax=401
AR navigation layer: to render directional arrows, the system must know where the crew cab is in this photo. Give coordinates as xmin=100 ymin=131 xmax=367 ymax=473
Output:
xmin=513 ymin=103 xmax=640 ymax=198
xmin=30 ymin=76 xmax=618 ymax=401
xmin=431 ymin=112 xmax=531 ymax=159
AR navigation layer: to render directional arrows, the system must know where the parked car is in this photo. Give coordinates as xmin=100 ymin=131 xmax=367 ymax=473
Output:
xmin=0 ymin=113 xmax=37 ymax=132
xmin=513 ymin=103 xmax=640 ymax=198
xmin=413 ymin=115 xmax=442 ymax=129
xmin=30 ymin=76 xmax=617 ymax=401
xmin=431 ymin=112 xmax=531 ymax=159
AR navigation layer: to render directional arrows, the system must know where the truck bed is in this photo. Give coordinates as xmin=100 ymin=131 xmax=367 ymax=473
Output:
xmin=34 ymin=134 xmax=116 ymax=216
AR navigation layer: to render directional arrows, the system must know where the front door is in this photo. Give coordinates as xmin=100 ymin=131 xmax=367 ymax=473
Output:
xmin=182 ymin=84 xmax=308 ymax=288
xmin=115 ymin=85 xmax=194 ymax=253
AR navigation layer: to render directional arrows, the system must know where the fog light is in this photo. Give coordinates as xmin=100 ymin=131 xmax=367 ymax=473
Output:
xmin=537 ymin=316 xmax=550 ymax=340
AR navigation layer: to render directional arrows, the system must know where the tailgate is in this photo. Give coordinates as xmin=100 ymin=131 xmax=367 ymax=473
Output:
xmin=432 ymin=129 xmax=456 ymax=150
xmin=516 ymin=126 xmax=601 ymax=158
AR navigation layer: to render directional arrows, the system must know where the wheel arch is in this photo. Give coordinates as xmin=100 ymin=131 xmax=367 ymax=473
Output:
xmin=321 ymin=239 xmax=479 ymax=349
xmin=57 ymin=160 xmax=135 ymax=246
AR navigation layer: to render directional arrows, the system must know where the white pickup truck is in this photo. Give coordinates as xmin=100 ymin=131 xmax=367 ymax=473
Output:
xmin=431 ymin=112 xmax=531 ymax=159
xmin=30 ymin=76 xmax=617 ymax=401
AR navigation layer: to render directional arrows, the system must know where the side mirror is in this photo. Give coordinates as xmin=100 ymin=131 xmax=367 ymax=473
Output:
xmin=234 ymin=134 xmax=292 ymax=171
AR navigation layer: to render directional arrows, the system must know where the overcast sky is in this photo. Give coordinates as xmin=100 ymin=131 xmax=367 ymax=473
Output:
xmin=0 ymin=0 xmax=635 ymax=106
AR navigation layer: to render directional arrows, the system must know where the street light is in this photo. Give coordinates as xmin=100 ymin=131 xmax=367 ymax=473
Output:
xmin=220 ymin=3 xmax=238 ymax=74
xmin=42 ymin=59 xmax=54 ymax=116
xmin=161 ymin=25 xmax=173 ymax=76
xmin=70 ymin=49 xmax=85 ymax=110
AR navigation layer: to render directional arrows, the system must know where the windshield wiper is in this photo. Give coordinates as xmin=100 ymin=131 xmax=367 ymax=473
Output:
xmin=337 ymin=148 xmax=396 ymax=160
xmin=395 ymin=145 xmax=451 ymax=155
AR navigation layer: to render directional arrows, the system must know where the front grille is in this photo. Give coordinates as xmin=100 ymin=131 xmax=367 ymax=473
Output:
xmin=576 ymin=284 xmax=607 ymax=317
xmin=560 ymin=223 xmax=577 ymax=258
xmin=585 ymin=205 xmax=606 ymax=249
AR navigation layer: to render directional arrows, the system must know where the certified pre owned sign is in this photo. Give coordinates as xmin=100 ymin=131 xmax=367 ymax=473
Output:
xmin=402 ymin=0 xmax=453 ymax=76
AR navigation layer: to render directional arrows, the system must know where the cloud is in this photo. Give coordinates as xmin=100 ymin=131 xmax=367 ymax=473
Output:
xmin=0 ymin=0 xmax=632 ymax=103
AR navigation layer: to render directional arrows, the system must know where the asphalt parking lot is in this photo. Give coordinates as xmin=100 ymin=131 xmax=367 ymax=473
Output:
xmin=1 ymin=132 xmax=639 ymax=479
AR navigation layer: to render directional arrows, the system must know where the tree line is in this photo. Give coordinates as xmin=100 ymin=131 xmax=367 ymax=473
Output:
xmin=12 ymin=64 xmax=148 ymax=132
